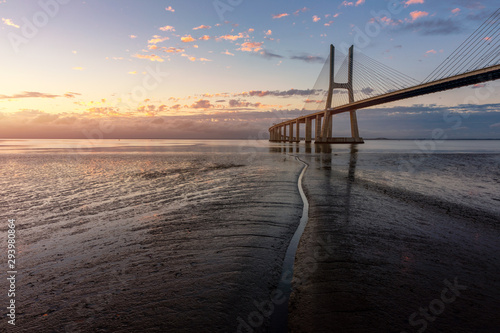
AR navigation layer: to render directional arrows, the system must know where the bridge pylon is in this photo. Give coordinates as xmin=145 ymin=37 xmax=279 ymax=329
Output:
xmin=317 ymin=44 xmax=363 ymax=144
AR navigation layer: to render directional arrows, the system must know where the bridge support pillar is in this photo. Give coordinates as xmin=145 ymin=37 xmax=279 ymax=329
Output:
xmin=288 ymin=123 xmax=294 ymax=143
xmin=295 ymin=119 xmax=300 ymax=142
xmin=305 ymin=118 xmax=312 ymax=143
xmin=315 ymin=115 xmax=322 ymax=142
xmin=350 ymin=111 xmax=360 ymax=140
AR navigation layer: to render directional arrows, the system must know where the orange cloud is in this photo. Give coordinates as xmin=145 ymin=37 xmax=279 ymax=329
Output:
xmin=148 ymin=35 xmax=169 ymax=44
xmin=165 ymin=6 xmax=175 ymax=12
xmin=313 ymin=15 xmax=321 ymax=22
xmin=163 ymin=47 xmax=185 ymax=53
xmin=216 ymin=32 xmax=247 ymax=41
xmin=159 ymin=25 xmax=175 ymax=32
xmin=199 ymin=35 xmax=211 ymax=40
xmin=181 ymin=35 xmax=196 ymax=42
xmin=451 ymin=8 xmax=460 ymax=14
xmin=272 ymin=13 xmax=289 ymax=19
xmin=238 ymin=42 xmax=263 ymax=52
xmin=409 ymin=10 xmax=428 ymax=21
xmin=355 ymin=0 xmax=365 ymax=5
xmin=133 ymin=54 xmax=164 ymax=62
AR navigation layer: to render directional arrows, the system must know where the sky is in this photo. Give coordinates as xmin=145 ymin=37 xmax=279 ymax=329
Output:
xmin=0 ymin=0 xmax=499 ymax=139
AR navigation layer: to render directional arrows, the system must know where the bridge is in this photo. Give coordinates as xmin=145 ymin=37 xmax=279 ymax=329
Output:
xmin=269 ymin=8 xmax=500 ymax=144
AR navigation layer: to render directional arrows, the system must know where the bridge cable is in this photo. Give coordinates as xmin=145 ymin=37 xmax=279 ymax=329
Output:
xmin=423 ymin=8 xmax=500 ymax=83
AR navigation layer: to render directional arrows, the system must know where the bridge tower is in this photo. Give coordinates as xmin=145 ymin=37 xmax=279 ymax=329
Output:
xmin=317 ymin=45 xmax=363 ymax=144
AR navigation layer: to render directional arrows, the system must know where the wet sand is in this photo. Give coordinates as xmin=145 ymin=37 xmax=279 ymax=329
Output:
xmin=0 ymin=151 xmax=304 ymax=332
xmin=289 ymin=146 xmax=500 ymax=332
xmin=2 ymin=140 xmax=499 ymax=332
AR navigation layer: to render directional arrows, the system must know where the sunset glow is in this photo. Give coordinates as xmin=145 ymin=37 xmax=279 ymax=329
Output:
xmin=0 ymin=0 xmax=499 ymax=138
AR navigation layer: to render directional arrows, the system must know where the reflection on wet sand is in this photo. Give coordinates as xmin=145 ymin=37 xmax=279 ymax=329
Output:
xmin=285 ymin=142 xmax=500 ymax=332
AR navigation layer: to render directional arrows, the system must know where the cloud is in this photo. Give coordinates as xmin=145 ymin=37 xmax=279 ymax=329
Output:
xmin=64 ymin=92 xmax=81 ymax=98
xmin=72 ymin=67 xmax=84 ymax=71
xmin=313 ymin=15 xmax=321 ymax=22
xmin=190 ymin=99 xmax=213 ymax=109
xmin=400 ymin=18 xmax=463 ymax=35
xmin=222 ymin=50 xmax=235 ymax=56
xmin=181 ymin=35 xmax=196 ymax=42
xmin=259 ymin=50 xmax=284 ymax=59
xmin=361 ymin=87 xmax=374 ymax=95
xmin=451 ymin=8 xmax=461 ymax=14
xmin=129 ymin=34 xmax=137 ymax=39
xmin=304 ymin=99 xmax=323 ymax=103
xmin=181 ymin=54 xmax=211 ymax=62
xmin=148 ymin=35 xmax=169 ymax=44
xmin=265 ymin=30 xmax=272 ymax=36
xmin=409 ymin=10 xmax=429 ymax=21
xmin=163 ymin=47 xmax=184 ymax=53
xmin=132 ymin=54 xmax=164 ymax=62
xmin=1 ymin=18 xmax=19 ymax=28
xmin=159 ymin=25 xmax=175 ymax=32
xmin=426 ymin=49 xmax=437 ymax=54
xmin=216 ymin=32 xmax=248 ymax=41
xmin=293 ymin=7 xmax=309 ymax=15
xmin=290 ymin=53 xmax=325 ymax=63
xmin=339 ymin=1 xmax=354 ymax=7
xmin=355 ymin=0 xmax=365 ymax=6
xmin=199 ymin=35 xmax=211 ymax=40
xmin=235 ymin=89 xmax=320 ymax=97
xmin=238 ymin=42 xmax=263 ymax=52
xmin=193 ymin=25 xmax=211 ymax=30
xmin=404 ymin=0 xmax=424 ymax=6
xmin=272 ymin=13 xmax=289 ymax=19
xmin=165 ymin=6 xmax=175 ymax=12
xmin=0 ymin=91 xmax=62 ymax=100
xmin=128 ymin=71 xmax=137 ymax=75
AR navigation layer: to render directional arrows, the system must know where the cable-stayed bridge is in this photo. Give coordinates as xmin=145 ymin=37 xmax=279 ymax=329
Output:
xmin=269 ymin=8 xmax=500 ymax=144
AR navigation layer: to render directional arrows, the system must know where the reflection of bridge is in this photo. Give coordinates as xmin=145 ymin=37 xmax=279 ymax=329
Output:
xmin=269 ymin=9 xmax=500 ymax=144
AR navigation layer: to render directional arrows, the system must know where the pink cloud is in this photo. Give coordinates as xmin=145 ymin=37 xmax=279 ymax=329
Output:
xmin=293 ymin=7 xmax=309 ymax=15
xmin=451 ymin=8 xmax=461 ymax=14
xmin=339 ymin=1 xmax=354 ymax=7
xmin=405 ymin=0 xmax=424 ymax=6
xmin=193 ymin=25 xmax=211 ymax=30
xmin=313 ymin=15 xmax=321 ymax=22
xmin=355 ymin=0 xmax=365 ymax=6
xmin=165 ymin=6 xmax=175 ymax=12
xmin=272 ymin=13 xmax=289 ymax=19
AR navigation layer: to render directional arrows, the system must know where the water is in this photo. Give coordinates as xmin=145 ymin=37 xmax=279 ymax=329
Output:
xmin=0 ymin=139 xmax=499 ymax=332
